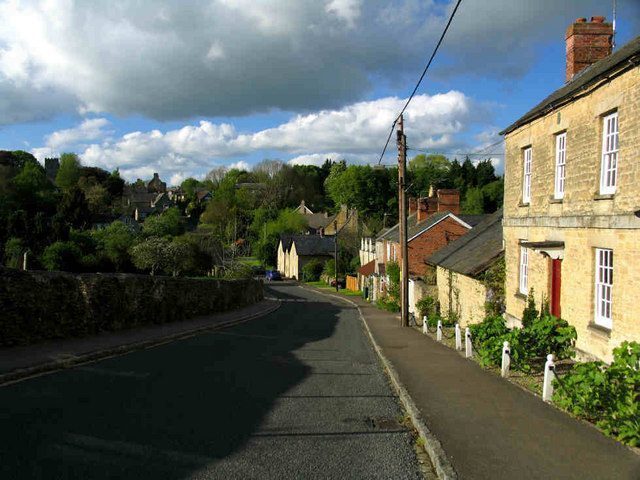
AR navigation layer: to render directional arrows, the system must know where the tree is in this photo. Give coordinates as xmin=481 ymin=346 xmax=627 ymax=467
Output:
xmin=55 ymin=153 xmax=82 ymax=191
xmin=4 ymin=237 xmax=26 ymax=269
xmin=180 ymin=178 xmax=202 ymax=200
xmin=142 ymin=207 xmax=184 ymax=238
xmin=93 ymin=221 xmax=137 ymax=271
xmin=461 ymin=187 xmax=485 ymax=214
xmin=57 ymin=187 xmax=91 ymax=229
xmin=205 ymin=166 xmax=228 ymax=188
xmin=130 ymin=237 xmax=171 ymax=275
xmin=41 ymin=241 xmax=83 ymax=272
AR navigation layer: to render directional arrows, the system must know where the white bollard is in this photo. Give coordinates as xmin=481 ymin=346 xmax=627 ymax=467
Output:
xmin=437 ymin=320 xmax=443 ymax=342
xmin=501 ymin=341 xmax=511 ymax=377
xmin=422 ymin=316 xmax=428 ymax=335
xmin=465 ymin=328 xmax=472 ymax=358
xmin=542 ymin=354 xmax=556 ymax=402
xmin=455 ymin=323 xmax=462 ymax=350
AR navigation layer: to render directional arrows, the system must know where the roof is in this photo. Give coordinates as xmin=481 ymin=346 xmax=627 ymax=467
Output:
xmin=427 ymin=208 xmax=503 ymax=277
xmin=358 ymin=260 xmax=375 ymax=276
xmin=501 ymin=35 xmax=640 ymax=135
xmin=383 ymin=211 xmax=477 ymax=243
xmin=376 ymin=213 xmax=418 ymax=242
xmin=196 ymin=190 xmax=212 ymax=200
xmin=306 ymin=213 xmax=335 ymax=230
xmin=291 ymin=235 xmax=334 ymax=256
xmin=279 ymin=234 xmax=294 ymax=252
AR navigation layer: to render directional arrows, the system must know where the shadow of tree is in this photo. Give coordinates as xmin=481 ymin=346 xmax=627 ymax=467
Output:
xmin=0 ymin=284 xmax=341 ymax=479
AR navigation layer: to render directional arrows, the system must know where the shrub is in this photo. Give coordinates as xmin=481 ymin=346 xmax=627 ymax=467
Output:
xmin=469 ymin=315 xmax=510 ymax=366
xmin=521 ymin=288 xmax=538 ymax=327
xmin=376 ymin=296 xmax=400 ymax=313
xmin=416 ymin=296 xmax=436 ymax=320
xmin=553 ymin=341 xmax=640 ymax=447
xmin=302 ymin=259 xmax=324 ymax=282
xmin=41 ymin=241 xmax=83 ymax=272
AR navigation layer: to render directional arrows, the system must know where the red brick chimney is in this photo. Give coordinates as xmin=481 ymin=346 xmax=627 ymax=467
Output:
xmin=437 ymin=189 xmax=460 ymax=215
xmin=417 ymin=197 xmax=438 ymax=223
xmin=566 ymin=16 xmax=613 ymax=83
xmin=408 ymin=197 xmax=417 ymax=216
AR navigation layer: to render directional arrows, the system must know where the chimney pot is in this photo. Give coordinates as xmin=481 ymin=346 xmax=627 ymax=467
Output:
xmin=591 ymin=16 xmax=605 ymax=23
xmin=576 ymin=17 xmax=587 ymax=23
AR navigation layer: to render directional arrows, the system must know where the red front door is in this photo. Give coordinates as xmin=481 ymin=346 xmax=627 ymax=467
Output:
xmin=551 ymin=259 xmax=562 ymax=317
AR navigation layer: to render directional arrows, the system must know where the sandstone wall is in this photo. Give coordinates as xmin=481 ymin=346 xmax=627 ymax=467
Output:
xmin=0 ymin=267 xmax=263 ymax=346
xmin=436 ymin=266 xmax=487 ymax=327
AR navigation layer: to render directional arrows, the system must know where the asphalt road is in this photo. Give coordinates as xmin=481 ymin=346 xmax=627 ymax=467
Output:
xmin=0 ymin=282 xmax=425 ymax=479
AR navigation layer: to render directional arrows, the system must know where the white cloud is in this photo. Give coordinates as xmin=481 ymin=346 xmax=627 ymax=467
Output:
xmin=32 ymin=91 xmax=490 ymax=181
xmin=2 ymin=0 xmax=636 ymax=125
xmin=228 ymin=160 xmax=251 ymax=171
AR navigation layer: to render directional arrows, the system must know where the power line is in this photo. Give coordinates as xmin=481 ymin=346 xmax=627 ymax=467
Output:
xmin=376 ymin=0 xmax=464 ymax=164
xmin=406 ymin=146 xmax=504 ymax=156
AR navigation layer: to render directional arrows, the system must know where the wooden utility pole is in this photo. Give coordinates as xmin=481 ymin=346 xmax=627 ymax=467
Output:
xmin=397 ymin=115 xmax=409 ymax=327
xmin=334 ymin=220 xmax=339 ymax=292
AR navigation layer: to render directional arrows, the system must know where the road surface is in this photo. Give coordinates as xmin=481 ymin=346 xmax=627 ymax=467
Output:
xmin=0 ymin=282 xmax=426 ymax=479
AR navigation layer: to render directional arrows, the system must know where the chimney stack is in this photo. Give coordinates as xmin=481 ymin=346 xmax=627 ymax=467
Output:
xmin=566 ymin=16 xmax=613 ymax=83
xmin=437 ymin=189 xmax=460 ymax=215
xmin=408 ymin=197 xmax=418 ymax=216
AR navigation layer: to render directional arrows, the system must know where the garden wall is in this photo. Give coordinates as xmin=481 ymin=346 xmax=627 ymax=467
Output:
xmin=0 ymin=267 xmax=263 ymax=346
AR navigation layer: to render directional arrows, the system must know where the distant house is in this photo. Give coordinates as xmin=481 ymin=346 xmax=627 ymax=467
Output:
xmin=123 ymin=173 xmax=173 ymax=221
xmin=293 ymin=200 xmax=360 ymax=236
xmin=427 ymin=209 xmax=504 ymax=326
xmin=277 ymin=234 xmax=334 ymax=280
xmin=195 ymin=189 xmax=212 ymax=203
xmin=147 ymin=172 xmax=166 ymax=193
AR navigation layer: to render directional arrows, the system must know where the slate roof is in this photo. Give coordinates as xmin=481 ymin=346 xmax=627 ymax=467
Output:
xmin=501 ymin=35 xmax=640 ymax=135
xmin=382 ymin=212 xmax=482 ymax=243
xmin=427 ymin=208 xmax=503 ymax=277
xmin=306 ymin=213 xmax=336 ymax=230
xmin=376 ymin=213 xmax=418 ymax=241
xmin=291 ymin=235 xmax=334 ymax=256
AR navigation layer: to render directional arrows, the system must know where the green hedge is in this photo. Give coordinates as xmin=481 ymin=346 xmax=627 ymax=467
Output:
xmin=0 ymin=266 xmax=263 ymax=346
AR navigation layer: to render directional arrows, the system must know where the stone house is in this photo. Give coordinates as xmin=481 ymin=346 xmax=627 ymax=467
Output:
xmin=500 ymin=18 xmax=640 ymax=362
xmin=427 ymin=209 xmax=504 ymax=327
xmin=277 ymin=234 xmax=334 ymax=280
xmin=147 ymin=172 xmax=166 ymax=193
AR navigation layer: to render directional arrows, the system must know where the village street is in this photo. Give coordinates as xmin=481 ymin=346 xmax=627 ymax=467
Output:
xmin=0 ymin=283 xmax=426 ymax=479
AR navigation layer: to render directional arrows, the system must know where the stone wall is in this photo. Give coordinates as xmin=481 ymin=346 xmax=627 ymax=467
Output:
xmin=0 ymin=267 xmax=263 ymax=346
xmin=436 ymin=267 xmax=487 ymax=327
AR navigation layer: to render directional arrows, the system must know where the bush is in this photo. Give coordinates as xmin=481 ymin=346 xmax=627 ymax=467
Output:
xmin=468 ymin=313 xmax=576 ymax=371
xmin=302 ymin=259 xmax=324 ymax=282
xmin=553 ymin=341 xmax=640 ymax=447
xmin=376 ymin=296 xmax=400 ymax=313
xmin=41 ymin=241 xmax=83 ymax=272
xmin=416 ymin=296 xmax=437 ymax=320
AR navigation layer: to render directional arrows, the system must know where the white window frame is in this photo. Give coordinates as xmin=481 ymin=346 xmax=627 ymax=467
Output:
xmin=522 ymin=147 xmax=532 ymax=204
xmin=594 ymin=248 xmax=613 ymax=329
xmin=554 ymin=132 xmax=566 ymax=199
xmin=519 ymin=246 xmax=528 ymax=295
xmin=600 ymin=112 xmax=619 ymax=195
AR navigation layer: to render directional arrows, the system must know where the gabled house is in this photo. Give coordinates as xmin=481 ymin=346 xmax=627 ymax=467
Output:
xmin=277 ymin=234 xmax=334 ymax=280
xmin=500 ymin=18 xmax=640 ymax=361
xmin=427 ymin=209 xmax=504 ymax=326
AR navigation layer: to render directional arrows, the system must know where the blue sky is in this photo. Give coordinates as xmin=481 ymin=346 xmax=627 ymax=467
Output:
xmin=0 ymin=0 xmax=638 ymax=185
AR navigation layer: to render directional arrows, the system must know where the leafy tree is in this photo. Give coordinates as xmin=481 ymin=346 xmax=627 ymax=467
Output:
xmin=41 ymin=241 xmax=83 ymax=272
xmin=253 ymin=209 xmax=308 ymax=266
xmin=482 ymin=178 xmax=504 ymax=212
xmin=4 ymin=237 xmax=26 ymax=269
xmin=180 ymin=178 xmax=202 ymax=200
xmin=142 ymin=207 xmax=184 ymax=238
xmin=461 ymin=187 xmax=485 ymax=214
xmin=55 ymin=153 xmax=82 ymax=191
xmin=130 ymin=237 xmax=171 ymax=275
xmin=57 ymin=187 xmax=91 ymax=229
xmin=93 ymin=221 xmax=137 ymax=271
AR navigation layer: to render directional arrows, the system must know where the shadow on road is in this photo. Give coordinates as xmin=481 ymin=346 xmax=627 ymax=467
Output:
xmin=0 ymin=283 xmax=341 ymax=479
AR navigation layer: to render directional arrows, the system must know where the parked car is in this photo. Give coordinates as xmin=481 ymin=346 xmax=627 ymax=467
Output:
xmin=330 ymin=278 xmax=346 ymax=289
xmin=266 ymin=270 xmax=282 ymax=281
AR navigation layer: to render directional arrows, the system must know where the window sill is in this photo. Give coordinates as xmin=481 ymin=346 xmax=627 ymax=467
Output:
xmin=549 ymin=197 xmax=563 ymax=204
xmin=593 ymin=193 xmax=614 ymax=201
xmin=518 ymin=202 xmax=530 ymax=208
xmin=588 ymin=322 xmax=612 ymax=337
xmin=514 ymin=291 xmax=527 ymax=300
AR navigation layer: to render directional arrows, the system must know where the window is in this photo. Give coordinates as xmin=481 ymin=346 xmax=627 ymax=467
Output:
xmin=600 ymin=112 xmax=619 ymax=194
xmin=522 ymin=147 xmax=532 ymax=204
xmin=595 ymin=248 xmax=613 ymax=328
xmin=519 ymin=246 xmax=528 ymax=295
xmin=554 ymin=133 xmax=566 ymax=199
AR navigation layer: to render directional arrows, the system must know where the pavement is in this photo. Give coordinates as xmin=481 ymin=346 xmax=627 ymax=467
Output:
xmin=306 ymin=286 xmax=640 ymax=480
xmin=0 ymin=282 xmax=427 ymax=479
